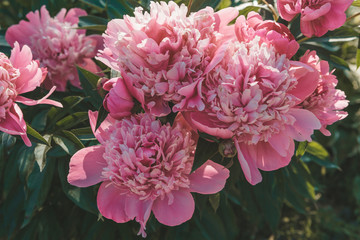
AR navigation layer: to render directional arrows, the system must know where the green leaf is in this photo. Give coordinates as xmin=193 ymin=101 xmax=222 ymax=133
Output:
xmin=55 ymin=112 xmax=88 ymax=131
xmin=352 ymin=0 xmax=360 ymax=7
xmin=62 ymin=130 xmax=85 ymax=150
xmin=194 ymin=206 xmax=228 ymax=240
xmin=58 ymin=160 xmax=99 ymax=215
xmin=26 ymin=123 xmax=51 ymax=146
xmin=353 ymin=176 xmax=360 ymax=206
xmin=189 ymin=0 xmax=221 ymax=12
xmin=238 ymin=5 xmax=261 ymax=17
xmin=192 ymin=137 xmax=219 ymax=172
xmin=253 ymin=173 xmax=283 ymax=231
xmin=77 ymin=66 xmax=103 ymax=108
xmin=330 ymin=54 xmax=350 ymax=70
xmin=357 ymin=36 xmax=360 ymax=69
xmin=95 ymin=105 xmax=108 ymax=130
xmin=71 ymin=127 xmax=96 ymax=141
xmin=209 ymin=193 xmax=221 ymax=213
xmin=306 ymin=141 xmax=329 ymax=160
xmin=296 ymin=141 xmax=308 ymax=158
xmin=47 ymin=96 xmax=84 ymax=124
xmin=34 ymin=135 xmax=52 ymax=172
xmin=80 ymin=0 xmax=106 ymax=10
xmin=22 ymin=158 xmax=56 ymax=228
xmin=53 ymin=135 xmax=80 ymax=156
xmin=78 ymin=15 xmax=107 ymax=32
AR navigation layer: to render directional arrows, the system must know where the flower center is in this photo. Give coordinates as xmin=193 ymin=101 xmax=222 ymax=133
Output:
xmin=204 ymin=38 xmax=298 ymax=144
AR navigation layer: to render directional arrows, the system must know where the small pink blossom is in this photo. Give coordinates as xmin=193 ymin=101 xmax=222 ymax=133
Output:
xmin=300 ymin=51 xmax=348 ymax=135
xmin=0 ymin=42 xmax=62 ymax=146
xmin=67 ymin=111 xmax=229 ymax=237
xmin=6 ymin=6 xmax=102 ymax=91
xmin=277 ymin=0 xmax=353 ymax=37
xmin=102 ymin=77 xmax=134 ymax=119
xmin=97 ymin=1 xmax=238 ymax=116
xmin=182 ymin=19 xmax=322 ymax=185
xmin=235 ymin=12 xmax=299 ymax=58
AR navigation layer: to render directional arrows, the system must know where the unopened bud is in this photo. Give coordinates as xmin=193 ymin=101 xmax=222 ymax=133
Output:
xmin=218 ymin=139 xmax=237 ymax=158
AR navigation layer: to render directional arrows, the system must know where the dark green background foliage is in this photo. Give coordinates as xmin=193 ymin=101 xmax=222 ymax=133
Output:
xmin=1 ymin=0 xmax=360 ymax=239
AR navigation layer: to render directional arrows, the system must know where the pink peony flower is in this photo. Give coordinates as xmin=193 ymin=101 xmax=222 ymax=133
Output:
xmin=299 ymin=51 xmax=348 ymax=135
xmin=235 ymin=12 xmax=299 ymax=58
xmin=102 ymin=77 xmax=134 ymax=119
xmin=277 ymin=0 xmax=353 ymax=37
xmin=182 ymin=21 xmax=323 ymax=185
xmin=67 ymin=111 xmax=229 ymax=237
xmin=97 ymin=1 xmax=238 ymax=116
xmin=0 ymin=42 xmax=62 ymax=146
xmin=5 ymin=6 xmax=102 ymax=91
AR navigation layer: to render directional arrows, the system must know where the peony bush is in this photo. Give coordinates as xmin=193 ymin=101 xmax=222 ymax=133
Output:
xmin=0 ymin=0 xmax=359 ymax=239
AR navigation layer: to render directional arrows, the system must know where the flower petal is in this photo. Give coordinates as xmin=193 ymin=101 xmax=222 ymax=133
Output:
xmin=125 ymin=196 xmax=153 ymax=238
xmin=189 ymin=160 xmax=229 ymax=194
xmin=152 ymin=190 xmax=194 ymax=226
xmin=97 ymin=182 xmax=131 ymax=223
xmin=234 ymin=140 xmax=262 ymax=185
xmin=67 ymin=145 xmax=106 ymax=187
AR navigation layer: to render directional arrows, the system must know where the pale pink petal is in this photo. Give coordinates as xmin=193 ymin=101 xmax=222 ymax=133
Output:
xmin=88 ymin=111 xmax=116 ymax=144
xmin=234 ymin=140 xmax=262 ymax=185
xmin=152 ymin=190 xmax=195 ymax=226
xmin=289 ymin=61 xmax=319 ymax=104
xmin=288 ymin=108 xmax=321 ymax=142
xmin=97 ymin=182 xmax=131 ymax=223
xmin=67 ymin=145 xmax=106 ymax=187
xmin=255 ymin=141 xmax=294 ymax=171
xmin=183 ymin=112 xmax=233 ymax=139
xmin=125 ymin=196 xmax=153 ymax=237
xmin=189 ymin=160 xmax=229 ymax=194
xmin=16 ymin=86 xmax=63 ymax=107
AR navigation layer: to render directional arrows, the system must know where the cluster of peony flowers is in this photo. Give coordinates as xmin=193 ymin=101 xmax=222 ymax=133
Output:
xmin=277 ymin=0 xmax=353 ymax=37
xmin=95 ymin=1 xmax=348 ymax=188
xmin=0 ymin=43 xmax=62 ymax=146
xmin=5 ymin=6 xmax=101 ymax=91
xmin=2 ymin=0 xmax=351 ymax=237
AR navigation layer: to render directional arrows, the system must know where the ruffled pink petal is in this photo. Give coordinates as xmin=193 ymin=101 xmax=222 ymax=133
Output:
xmin=302 ymin=3 xmax=331 ymax=21
xmin=152 ymin=190 xmax=195 ymax=226
xmin=288 ymin=108 xmax=321 ymax=142
xmin=234 ymin=140 xmax=262 ymax=185
xmin=63 ymin=8 xmax=87 ymax=24
xmin=173 ymin=78 xmax=205 ymax=112
xmin=183 ymin=112 xmax=233 ymax=139
xmin=125 ymin=196 xmax=153 ymax=237
xmin=88 ymin=111 xmax=116 ymax=144
xmin=104 ymin=77 xmax=134 ymax=119
xmin=9 ymin=42 xmax=32 ymax=69
xmin=67 ymin=145 xmax=106 ymax=187
xmin=189 ymin=160 xmax=229 ymax=194
xmin=254 ymin=140 xmax=294 ymax=171
xmin=97 ymin=182 xmax=131 ymax=223
xmin=289 ymin=61 xmax=319 ymax=104
xmin=16 ymin=86 xmax=63 ymax=107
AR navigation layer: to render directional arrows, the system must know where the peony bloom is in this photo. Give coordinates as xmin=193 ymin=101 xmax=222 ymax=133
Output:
xmin=97 ymin=1 xmax=238 ymax=116
xmin=0 ymin=42 xmax=62 ymax=146
xmin=102 ymin=77 xmax=134 ymax=119
xmin=182 ymin=13 xmax=323 ymax=185
xmin=277 ymin=0 xmax=353 ymax=37
xmin=5 ymin=6 xmax=101 ymax=91
xmin=235 ymin=12 xmax=299 ymax=58
xmin=67 ymin=111 xmax=229 ymax=237
xmin=300 ymin=51 xmax=348 ymax=135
